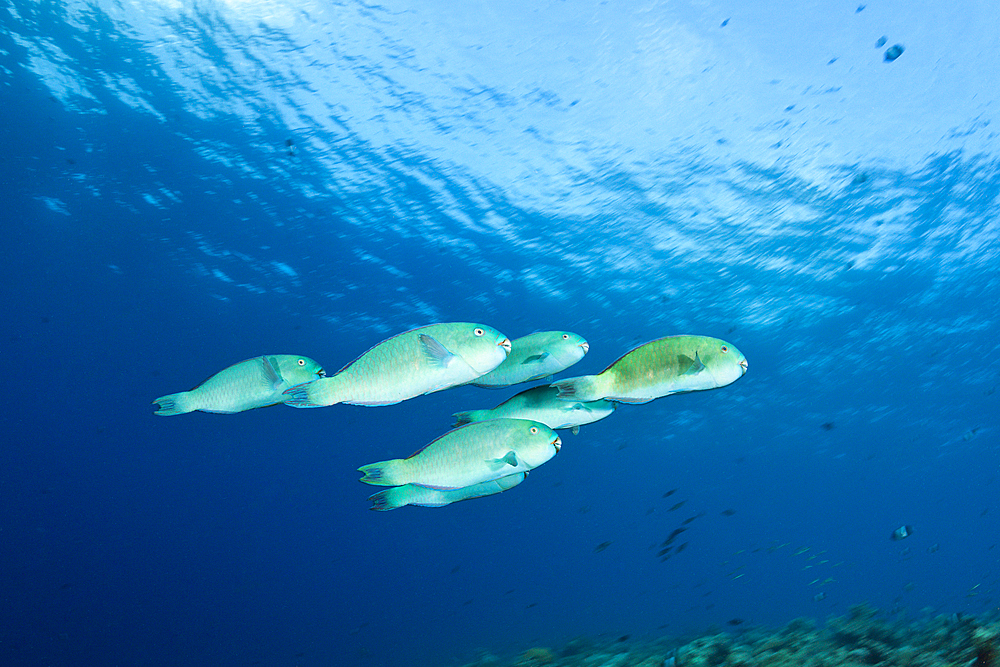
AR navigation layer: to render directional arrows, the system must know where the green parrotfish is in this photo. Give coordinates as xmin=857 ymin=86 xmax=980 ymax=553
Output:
xmin=153 ymin=355 xmax=325 ymax=415
xmin=283 ymin=323 xmax=510 ymax=407
xmin=470 ymin=331 xmax=589 ymax=388
xmin=551 ymin=335 xmax=747 ymax=404
xmin=453 ymin=384 xmax=615 ymax=434
xmin=367 ymin=472 xmax=526 ymax=511
xmin=358 ymin=418 xmax=560 ymax=490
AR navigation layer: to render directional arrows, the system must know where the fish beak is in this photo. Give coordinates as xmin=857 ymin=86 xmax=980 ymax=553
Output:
xmin=739 ymin=359 xmax=748 ymax=375
xmin=499 ymin=338 xmax=512 ymax=354
xmin=579 ymin=341 xmax=590 ymax=354
xmin=317 ymin=369 xmax=326 ymax=377
xmin=552 ymin=435 xmax=562 ymax=453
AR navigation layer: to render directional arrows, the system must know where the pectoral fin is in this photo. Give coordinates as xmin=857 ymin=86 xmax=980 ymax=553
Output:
xmin=420 ymin=334 xmax=457 ymax=368
xmin=486 ymin=451 xmax=520 ymax=471
xmin=680 ymin=351 xmax=706 ymax=376
xmin=262 ymin=356 xmax=285 ymax=389
xmin=571 ymin=426 xmax=580 ymax=435
xmin=521 ymin=352 xmax=550 ymax=364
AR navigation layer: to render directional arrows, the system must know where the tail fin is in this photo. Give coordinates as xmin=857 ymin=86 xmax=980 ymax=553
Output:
xmin=153 ymin=392 xmax=192 ymax=416
xmin=550 ymin=375 xmax=600 ymax=401
xmin=282 ymin=378 xmax=338 ymax=408
xmin=368 ymin=488 xmax=407 ymax=511
xmin=358 ymin=460 xmax=404 ymax=486
xmin=452 ymin=411 xmax=475 ymax=427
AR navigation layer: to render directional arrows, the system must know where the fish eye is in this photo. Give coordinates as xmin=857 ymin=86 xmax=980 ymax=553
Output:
xmin=474 ymin=328 xmax=484 ymax=336
xmin=297 ymin=359 xmax=306 ymax=366
xmin=530 ymin=426 xmax=538 ymax=434
xmin=720 ymin=346 xmax=729 ymax=353
xmin=562 ymin=333 xmax=569 ymax=339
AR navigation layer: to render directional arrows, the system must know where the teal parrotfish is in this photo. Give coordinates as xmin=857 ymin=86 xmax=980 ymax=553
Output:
xmin=282 ymin=323 xmax=510 ymax=407
xmin=453 ymin=384 xmax=615 ymax=434
xmin=469 ymin=330 xmax=589 ymax=388
xmin=551 ymin=335 xmax=747 ymax=404
xmin=153 ymin=355 xmax=325 ymax=415
xmin=367 ymin=472 xmax=526 ymax=511
xmin=358 ymin=418 xmax=561 ymax=490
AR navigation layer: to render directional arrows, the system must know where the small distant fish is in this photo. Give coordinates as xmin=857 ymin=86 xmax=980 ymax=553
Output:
xmin=675 ymin=542 xmax=688 ymax=554
xmin=153 ymin=355 xmax=325 ymax=415
xmin=720 ymin=18 xmax=729 ymax=27
xmin=875 ymin=36 xmax=887 ymax=48
xmin=682 ymin=513 xmax=705 ymax=525
xmin=669 ymin=501 xmax=687 ymax=512
xmin=813 ymin=592 xmax=827 ymax=602
xmin=594 ymin=541 xmax=613 ymax=553
xmin=657 ymin=546 xmax=674 ymax=557
xmin=727 ymin=619 xmax=744 ymax=626
xmin=721 ymin=509 xmax=737 ymax=516
xmin=821 ymin=422 xmax=835 ymax=431
xmin=662 ymin=528 xmax=687 ymax=544
xmin=884 ymin=44 xmax=905 ymax=62
xmin=890 ymin=525 xmax=914 ymax=541
xmin=470 ymin=331 xmax=589 ymax=388
xmin=618 ymin=635 xmax=630 ymax=642
xmin=551 ymin=335 xmax=747 ymax=404
xmin=793 ymin=546 xmax=810 ymax=556
xmin=927 ymin=543 xmax=939 ymax=554
xmin=285 ymin=138 xmax=296 ymax=156
xmin=663 ymin=489 xmax=678 ymax=498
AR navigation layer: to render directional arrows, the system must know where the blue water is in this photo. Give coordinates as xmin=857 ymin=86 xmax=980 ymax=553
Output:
xmin=2 ymin=1 xmax=999 ymax=666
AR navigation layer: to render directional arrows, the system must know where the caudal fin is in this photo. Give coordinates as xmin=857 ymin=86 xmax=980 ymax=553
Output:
xmin=368 ymin=488 xmax=407 ymax=511
xmin=282 ymin=378 xmax=338 ymax=408
xmin=152 ymin=392 xmax=192 ymax=416
xmin=550 ymin=375 xmax=601 ymax=401
xmin=452 ymin=411 xmax=475 ymax=427
xmin=358 ymin=460 xmax=405 ymax=486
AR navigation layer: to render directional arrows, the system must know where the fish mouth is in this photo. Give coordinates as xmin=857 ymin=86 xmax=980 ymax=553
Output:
xmin=317 ymin=369 xmax=326 ymax=377
xmin=579 ymin=341 xmax=590 ymax=354
xmin=739 ymin=359 xmax=748 ymax=375
xmin=551 ymin=435 xmax=562 ymax=453
xmin=499 ymin=338 xmax=512 ymax=354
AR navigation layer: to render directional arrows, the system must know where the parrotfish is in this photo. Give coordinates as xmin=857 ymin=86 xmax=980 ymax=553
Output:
xmin=367 ymin=473 xmax=526 ymax=511
xmin=470 ymin=331 xmax=589 ymax=388
xmin=551 ymin=335 xmax=747 ymax=404
xmin=153 ymin=355 xmax=325 ymax=415
xmin=452 ymin=384 xmax=615 ymax=434
xmin=283 ymin=323 xmax=510 ymax=407
xmin=358 ymin=418 xmax=561 ymax=490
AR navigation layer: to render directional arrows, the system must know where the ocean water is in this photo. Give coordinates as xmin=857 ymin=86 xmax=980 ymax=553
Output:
xmin=2 ymin=1 xmax=998 ymax=666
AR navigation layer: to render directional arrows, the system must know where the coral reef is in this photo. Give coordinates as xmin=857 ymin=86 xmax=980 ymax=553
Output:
xmin=465 ymin=604 xmax=1000 ymax=667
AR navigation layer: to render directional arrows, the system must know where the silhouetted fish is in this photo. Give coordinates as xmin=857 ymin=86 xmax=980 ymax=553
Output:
xmin=594 ymin=541 xmax=612 ymax=553
xmin=663 ymin=489 xmax=678 ymax=498
xmin=721 ymin=509 xmax=737 ymax=516
xmin=669 ymin=501 xmax=686 ymax=512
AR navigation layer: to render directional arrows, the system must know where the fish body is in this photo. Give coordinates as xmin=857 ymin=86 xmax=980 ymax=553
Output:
xmin=552 ymin=335 xmax=747 ymax=404
xmin=368 ymin=473 xmax=525 ymax=511
xmin=358 ymin=418 xmax=561 ymax=490
xmin=153 ymin=355 xmax=324 ymax=415
xmin=452 ymin=384 xmax=615 ymax=432
xmin=470 ymin=331 xmax=589 ymax=388
xmin=283 ymin=323 xmax=510 ymax=407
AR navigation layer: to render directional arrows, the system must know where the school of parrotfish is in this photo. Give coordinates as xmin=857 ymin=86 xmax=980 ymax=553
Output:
xmin=153 ymin=323 xmax=748 ymax=510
